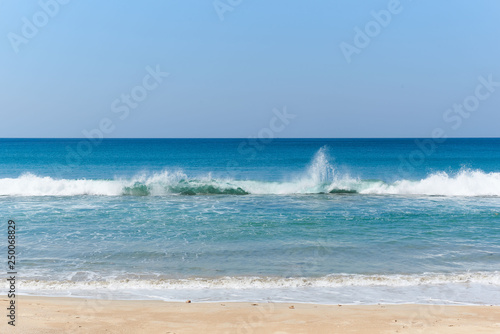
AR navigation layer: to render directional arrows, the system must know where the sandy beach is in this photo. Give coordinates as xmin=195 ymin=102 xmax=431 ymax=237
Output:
xmin=1 ymin=296 xmax=499 ymax=333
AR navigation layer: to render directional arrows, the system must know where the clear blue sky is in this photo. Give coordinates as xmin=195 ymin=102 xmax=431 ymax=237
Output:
xmin=1 ymin=0 xmax=499 ymax=138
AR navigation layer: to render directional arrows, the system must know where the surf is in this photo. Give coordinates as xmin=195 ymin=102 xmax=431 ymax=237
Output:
xmin=18 ymin=271 xmax=500 ymax=290
xmin=2 ymin=148 xmax=500 ymax=197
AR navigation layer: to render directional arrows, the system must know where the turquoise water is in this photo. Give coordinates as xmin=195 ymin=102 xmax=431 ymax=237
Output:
xmin=1 ymin=139 xmax=500 ymax=304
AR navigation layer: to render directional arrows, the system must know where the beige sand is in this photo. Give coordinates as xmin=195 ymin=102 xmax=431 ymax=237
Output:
xmin=1 ymin=296 xmax=499 ymax=333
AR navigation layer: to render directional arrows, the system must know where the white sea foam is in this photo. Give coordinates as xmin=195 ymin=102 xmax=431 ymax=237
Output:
xmin=0 ymin=173 xmax=124 ymax=196
xmin=16 ymin=271 xmax=500 ymax=290
xmin=13 ymin=272 xmax=500 ymax=304
xmin=356 ymin=169 xmax=500 ymax=196
xmin=2 ymin=149 xmax=500 ymax=196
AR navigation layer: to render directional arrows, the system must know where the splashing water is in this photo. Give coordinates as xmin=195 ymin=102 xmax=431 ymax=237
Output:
xmin=2 ymin=148 xmax=500 ymax=196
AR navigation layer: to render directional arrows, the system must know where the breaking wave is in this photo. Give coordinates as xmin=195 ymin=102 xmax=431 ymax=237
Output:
xmin=2 ymin=148 xmax=500 ymax=197
xmin=18 ymin=271 xmax=500 ymax=290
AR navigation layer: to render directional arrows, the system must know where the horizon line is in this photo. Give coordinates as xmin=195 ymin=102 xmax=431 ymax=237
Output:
xmin=1 ymin=137 xmax=500 ymax=140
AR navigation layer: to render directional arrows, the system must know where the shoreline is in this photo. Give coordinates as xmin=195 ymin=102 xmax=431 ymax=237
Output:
xmin=3 ymin=296 xmax=500 ymax=333
xmin=15 ymin=293 xmax=500 ymax=306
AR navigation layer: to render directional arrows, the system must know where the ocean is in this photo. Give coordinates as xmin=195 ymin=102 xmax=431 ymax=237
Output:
xmin=1 ymin=138 xmax=500 ymax=305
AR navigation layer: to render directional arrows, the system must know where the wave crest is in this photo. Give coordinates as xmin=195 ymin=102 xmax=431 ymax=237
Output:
xmin=2 ymin=148 xmax=500 ymax=197
xmin=18 ymin=272 xmax=500 ymax=290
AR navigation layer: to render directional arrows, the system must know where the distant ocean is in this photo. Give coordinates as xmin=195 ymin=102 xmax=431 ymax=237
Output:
xmin=1 ymin=138 xmax=500 ymax=304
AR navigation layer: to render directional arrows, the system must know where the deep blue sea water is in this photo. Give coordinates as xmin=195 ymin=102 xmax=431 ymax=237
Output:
xmin=1 ymin=138 xmax=500 ymax=304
